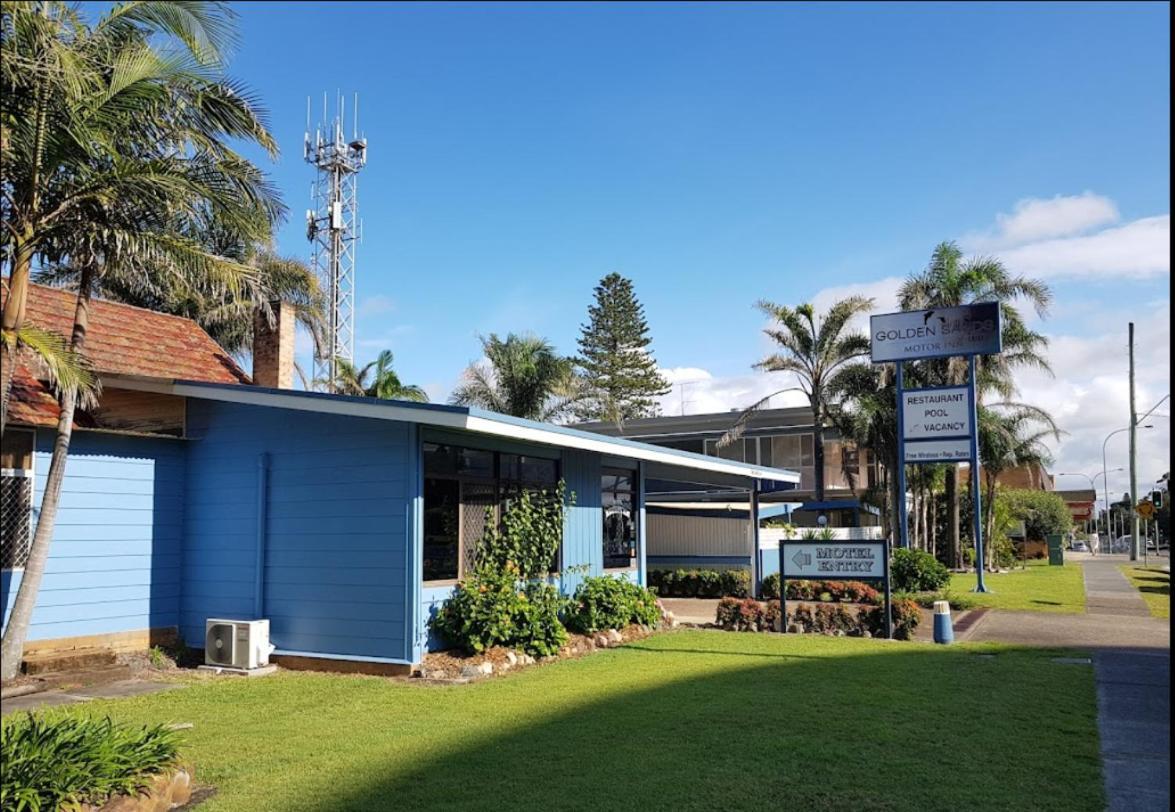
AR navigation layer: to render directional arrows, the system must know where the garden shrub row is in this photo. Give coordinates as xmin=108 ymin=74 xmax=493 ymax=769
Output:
xmin=564 ymin=576 xmax=662 ymax=634
xmin=761 ymin=574 xmax=881 ymax=603
xmin=1 ymin=715 xmax=181 ymax=811
xmin=715 ymin=596 xmax=921 ymax=640
xmin=648 ymin=568 xmax=750 ymax=598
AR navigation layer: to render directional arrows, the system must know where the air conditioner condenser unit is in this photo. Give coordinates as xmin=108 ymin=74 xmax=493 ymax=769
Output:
xmin=205 ymin=618 xmax=273 ymax=670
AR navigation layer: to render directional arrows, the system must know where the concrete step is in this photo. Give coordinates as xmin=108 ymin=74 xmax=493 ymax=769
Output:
xmin=22 ymin=647 xmax=118 ymax=675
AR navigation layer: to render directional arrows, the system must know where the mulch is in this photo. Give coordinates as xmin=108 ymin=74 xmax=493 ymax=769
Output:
xmin=418 ymin=624 xmax=656 ymax=681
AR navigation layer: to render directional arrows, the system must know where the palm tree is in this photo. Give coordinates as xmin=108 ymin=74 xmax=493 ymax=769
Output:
xmin=977 ymin=403 xmax=1062 ymax=569
xmin=316 ymin=350 xmax=428 ymax=402
xmin=1 ymin=1 xmax=281 ymax=680
xmin=450 ymin=333 xmax=579 ymax=421
xmin=898 ymin=242 xmax=1053 ymax=567
xmin=826 ymin=361 xmax=900 ymax=539
xmin=721 ymin=297 xmax=874 ymax=502
xmin=1 ymin=1 xmax=277 ymax=429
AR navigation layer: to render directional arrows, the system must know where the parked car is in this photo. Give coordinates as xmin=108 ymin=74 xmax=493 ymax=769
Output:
xmin=1069 ymin=540 xmax=1090 ymax=553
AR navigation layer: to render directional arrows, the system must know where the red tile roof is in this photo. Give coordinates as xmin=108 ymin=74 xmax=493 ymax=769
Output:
xmin=4 ymin=282 xmax=249 ymax=428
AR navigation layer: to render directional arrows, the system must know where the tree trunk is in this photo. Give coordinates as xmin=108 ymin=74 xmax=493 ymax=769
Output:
xmin=812 ymin=400 xmax=826 ymax=503
xmin=929 ymin=491 xmax=937 ymax=559
xmin=984 ymin=474 xmax=998 ymax=570
xmin=0 ymin=269 xmax=92 ymax=681
xmin=945 ymin=466 xmax=960 ymax=568
xmin=1 ymin=235 xmax=35 ymax=435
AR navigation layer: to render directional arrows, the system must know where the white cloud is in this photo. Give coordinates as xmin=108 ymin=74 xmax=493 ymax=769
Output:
xmin=357 ymin=294 xmax=396 ymax=319
xmin=994 ymin=215 xmax=1169 ymax=281
xmin=963 ymin=192 xmax=1120 ymax=251
xmin=656 ymin=366 xmax=808 ymax=417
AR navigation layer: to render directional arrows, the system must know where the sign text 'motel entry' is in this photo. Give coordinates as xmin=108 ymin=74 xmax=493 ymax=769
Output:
xmin=781 ymin=541 xmax=887 ymax=580
xmin=870 ymin=302 xmax=1002 ymax=363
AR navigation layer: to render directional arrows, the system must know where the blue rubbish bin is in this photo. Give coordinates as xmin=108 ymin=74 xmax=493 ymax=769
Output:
xmin=933 ymin=600 xmax=954 ymax=644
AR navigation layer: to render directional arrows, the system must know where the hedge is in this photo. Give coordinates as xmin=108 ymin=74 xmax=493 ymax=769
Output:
xmin=649 ymin=568 xmax=750 ymax=598
xmin=715 ymin=596 xmax=921 ymax=639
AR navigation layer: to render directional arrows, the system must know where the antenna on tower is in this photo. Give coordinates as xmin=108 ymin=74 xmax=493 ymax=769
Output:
xmin=305 ymin=91 xmax=368 ymax=392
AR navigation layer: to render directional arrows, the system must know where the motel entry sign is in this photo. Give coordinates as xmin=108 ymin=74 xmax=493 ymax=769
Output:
xmin=781 ymin=541 xmax=886 ymax=579
xmin=870 ymin=302 xmax=1002 ymax=363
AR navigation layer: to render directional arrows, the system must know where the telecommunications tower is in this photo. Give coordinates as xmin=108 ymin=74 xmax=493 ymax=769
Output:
xmin=305 ymin=92 xmax=367 ymax=389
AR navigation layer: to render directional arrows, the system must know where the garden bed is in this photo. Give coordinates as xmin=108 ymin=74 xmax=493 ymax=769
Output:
xmin=418 ymin=624 xmax=657 ymax=681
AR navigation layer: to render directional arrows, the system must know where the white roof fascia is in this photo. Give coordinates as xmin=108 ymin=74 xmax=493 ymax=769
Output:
xmin=102 ymin=375 xmax=801 ymax=485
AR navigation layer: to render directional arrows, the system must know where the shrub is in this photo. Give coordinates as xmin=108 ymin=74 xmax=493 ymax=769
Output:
xmin=1 ymin=715 xmax=180 ymax=811
xmin=431 ymin=483 xmax=575 ymax=656
xmin=648 ymin=568 xmax=749 ymax=598
xmin=890 ymin=548 xmax=950 ymax=592
xmin=761 ymin=572 xmax=781 ymax=600
xmin=431 ymin=567 xmax=569 ymax=656
xmin=860 ymin=598 xmax=922 ymax=640
xmin=566 ymin=576 xmax=661 ymax=634
xmin=716 ymin=597 xmax=768 ymax=631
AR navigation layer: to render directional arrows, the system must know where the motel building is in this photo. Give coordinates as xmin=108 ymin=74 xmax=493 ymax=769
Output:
xmin=0 ymin=285 xmax=799 ymax=674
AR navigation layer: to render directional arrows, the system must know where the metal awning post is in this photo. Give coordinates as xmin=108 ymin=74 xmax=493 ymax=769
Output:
xmin=749 ymin=484 xmax=761 ymax=598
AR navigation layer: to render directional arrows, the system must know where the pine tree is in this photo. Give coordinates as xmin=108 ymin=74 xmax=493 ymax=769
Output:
xmin=576 ymin=273 xmax=670 ymax=425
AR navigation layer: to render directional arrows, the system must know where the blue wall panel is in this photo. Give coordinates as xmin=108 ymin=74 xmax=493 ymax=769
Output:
xmin=182 ymin=400 xmax=411 ymax=662
xmin=1 ymin=431 xmax=185 ymax=642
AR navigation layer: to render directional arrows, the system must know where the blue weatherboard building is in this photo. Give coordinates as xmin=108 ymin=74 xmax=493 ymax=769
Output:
xmin=2 ymin=286 xmax=797 ymax=672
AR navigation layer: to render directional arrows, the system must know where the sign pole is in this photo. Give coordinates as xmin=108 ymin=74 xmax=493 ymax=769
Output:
xmin=895 ymin=362 xmax=909 ymax=550
xmin=883 ymin=534 xmax=893 ymax=639
xmin=968 ymin=355 xmax=989 ymax=592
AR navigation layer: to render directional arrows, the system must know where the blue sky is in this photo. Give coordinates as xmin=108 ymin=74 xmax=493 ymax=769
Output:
xmin=225 ymin=2 xmax=1169 ymax=490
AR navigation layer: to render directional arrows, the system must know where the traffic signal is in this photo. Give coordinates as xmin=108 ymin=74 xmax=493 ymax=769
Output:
xmin=1152 ymin=490 xmax=1164 ymax=510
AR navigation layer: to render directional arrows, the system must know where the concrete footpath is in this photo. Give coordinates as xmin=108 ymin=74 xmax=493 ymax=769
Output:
xmin=970 ymin=558 xmax=1170 ymax=812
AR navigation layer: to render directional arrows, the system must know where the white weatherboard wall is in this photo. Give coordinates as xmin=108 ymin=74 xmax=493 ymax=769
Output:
xmin=647 ymin=513 xmax=749 ymax=558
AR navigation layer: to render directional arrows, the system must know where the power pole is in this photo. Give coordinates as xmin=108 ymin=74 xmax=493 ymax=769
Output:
xmin=1128 ymin=322 xmax=1139 ymax=562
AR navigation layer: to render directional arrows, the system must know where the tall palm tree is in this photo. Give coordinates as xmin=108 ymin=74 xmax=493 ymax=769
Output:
xmin=721 ymin=297 xmax=874 ymax=502
xmin=826 ymin=361 xmax=900 ymax=538
xmin=450 ymin=333 xmax=579 ymax=422
xmin=1 ymin=1 xmax=276 ymax=430
xmin=898 ymin=241 xmax=1053 ymax=566
xmin=316 ymin=350 xmax=428 ymax=402
xmin=977 ymin=403 xmax=1062 ymax=569
xmin=1 ymin=0 xmax=281 ymax=680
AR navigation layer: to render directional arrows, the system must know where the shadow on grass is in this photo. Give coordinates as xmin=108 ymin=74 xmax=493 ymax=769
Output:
xmin=315 ymin=638 xmax=1104 ymax=812
xmin=1032 ymin=599 xmax=1064 ymax=606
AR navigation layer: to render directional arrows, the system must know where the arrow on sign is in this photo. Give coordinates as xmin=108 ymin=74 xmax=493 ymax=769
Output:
xmin=791 ymin=551 xmax=811 ymax=569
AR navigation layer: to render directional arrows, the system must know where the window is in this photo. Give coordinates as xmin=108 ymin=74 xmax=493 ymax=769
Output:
xmin=1 ymin=430 xmax=34 ymax=570
xmin=602 ymin=468 xmax=638 ymax=569
xmin=704 ymin=438 xmax=757 ymax=464
xmin=769 ymin=433 xmax=814 ymax=488
xmin=422 ymin=478 xmax=459 ymax=581
xmin=422 ymin=442 xmax=560 ymax=582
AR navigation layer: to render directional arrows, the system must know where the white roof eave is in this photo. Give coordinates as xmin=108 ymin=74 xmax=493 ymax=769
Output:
xmin=101 ymin=375 xmax=801 ymax=486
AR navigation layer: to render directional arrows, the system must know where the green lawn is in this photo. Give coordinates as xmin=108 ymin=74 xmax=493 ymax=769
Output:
xmin=948 ymin=560 xmax=1086 ymax=613
xmin=5 ymin=630 xmax=1103 ymax=811
xmin=1119 ymin=566 xmax=1170 ymax=618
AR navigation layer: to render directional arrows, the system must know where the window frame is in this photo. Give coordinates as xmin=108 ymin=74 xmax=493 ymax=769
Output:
xmin=601 ymin=466 xmax=639 ymax=572
xmin=1 ymin=429 xmax=35 ymax=572
xmin=421 ymin=442 xmax=562 ymax=585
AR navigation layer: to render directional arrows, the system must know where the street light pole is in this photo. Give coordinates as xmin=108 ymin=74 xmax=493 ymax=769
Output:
xmin=1058 ymin=470 xmax=1122 ymax=545
xmin=1103 ymin=425 xmax=1153 ymax=553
